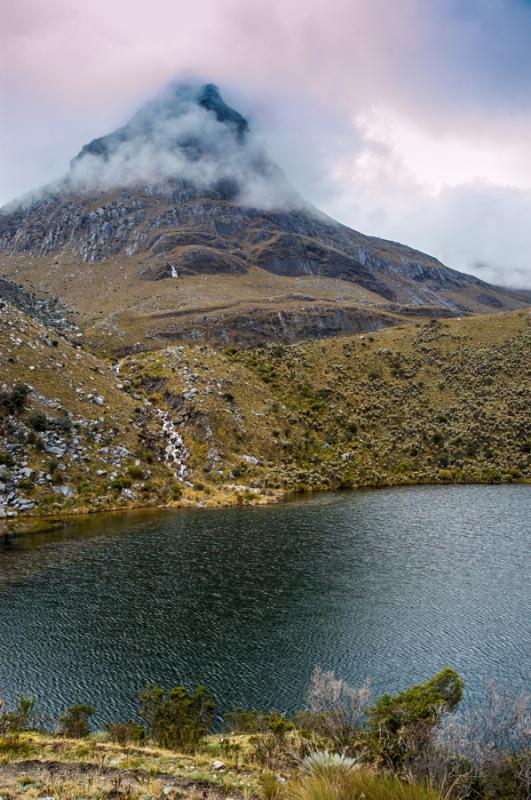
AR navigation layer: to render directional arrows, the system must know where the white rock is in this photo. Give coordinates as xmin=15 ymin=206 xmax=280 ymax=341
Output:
xmin=53 ymin=485 xmax=74 ymax=497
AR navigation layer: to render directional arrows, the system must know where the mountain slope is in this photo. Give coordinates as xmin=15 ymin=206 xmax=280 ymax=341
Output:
xmin=0 ymin=83 xmax=527 ymax=353
xmin=1 ymin=301 xmax=529 ymax=528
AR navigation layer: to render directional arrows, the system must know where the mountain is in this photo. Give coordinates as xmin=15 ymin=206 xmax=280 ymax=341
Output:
xmin=0 ymin=82 xmax=527 ymax=354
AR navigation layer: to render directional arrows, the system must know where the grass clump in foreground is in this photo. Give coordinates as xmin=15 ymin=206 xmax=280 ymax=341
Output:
xmin=285 ymin=768 xmax=442 ymax=800
xmin=0 ymin=668 xmax=529 ymax=799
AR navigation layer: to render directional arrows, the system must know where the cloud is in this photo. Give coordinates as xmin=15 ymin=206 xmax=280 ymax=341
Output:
xmin=12 ymin=82 xmax=304 ymax=212
xmin=1 ymin=0 xmax=531 ymax=286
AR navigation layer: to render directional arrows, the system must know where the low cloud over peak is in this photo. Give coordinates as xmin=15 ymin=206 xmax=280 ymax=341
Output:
xmin=12 ymin=81 xmax=304 ymax=212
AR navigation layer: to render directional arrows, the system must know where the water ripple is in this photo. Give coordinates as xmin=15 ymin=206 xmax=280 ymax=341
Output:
xmin=0 ymin=485 xmax=529 ymax=724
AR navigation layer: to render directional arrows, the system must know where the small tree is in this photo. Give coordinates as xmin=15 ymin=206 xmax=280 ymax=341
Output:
xmin=305 ymin=665 xmax=371 ymax=749
xmin=139 ymin=684 xmax=216 ymax=751
xmin=364 ymin=667 xmax=463 ymax=769
xmin=59 ymin=703 xmax=95 ymax=738
xmin=0 ymin=695 xmax=39 ymax=734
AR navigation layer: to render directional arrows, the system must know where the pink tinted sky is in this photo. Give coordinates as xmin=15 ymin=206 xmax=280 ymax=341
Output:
xmin=1 ymin=0 xmax=531 ymax=286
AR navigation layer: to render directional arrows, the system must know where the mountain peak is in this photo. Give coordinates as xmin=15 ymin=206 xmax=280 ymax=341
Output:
xmin=57 ymin=80 xmax=301 ymax=206
xmin=197 ymin=83 xmax=249 ymax=138
xmin=72 ymin=81 xmax=249 ymax=166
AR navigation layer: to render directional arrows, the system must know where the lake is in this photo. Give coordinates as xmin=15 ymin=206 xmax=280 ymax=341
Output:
xmin=0 ymin=485 xmax=529 ymax=725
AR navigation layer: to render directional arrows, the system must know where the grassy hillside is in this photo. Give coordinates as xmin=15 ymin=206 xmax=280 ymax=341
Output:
xmin=1 ymin=304 xmax=529 ymax=529
xmin=123 ymin=309 xmax=530 ymax=498
xmin=1 ymin=251 xmax=526 ymax=353
xmin=0 ymin=300 xmax=183 ymax=526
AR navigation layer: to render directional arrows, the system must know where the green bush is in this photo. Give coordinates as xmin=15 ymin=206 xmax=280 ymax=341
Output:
xmin=364 ymin=667 xmax=463 ymax=769
xmin=127 ymin=465 xmax=145 ymax=480
xmin=111 ymin=475 xmax=132 ymax=491
xmin=438 ymin=469 xmax=453 ymax=482
xmin=139 ymin=684 xmax=216 ymax=752
xmin=59 ymin=703 xmax=95 ymax=738
xmin=0 ymin=695 xmax=39 ymax=734
xmin=0 ymin=383 xmax=30 ymax=417
xmin=27 ymin=412 xmax=49 ymax=432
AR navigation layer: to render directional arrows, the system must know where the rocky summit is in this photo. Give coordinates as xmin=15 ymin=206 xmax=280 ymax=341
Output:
xmin=0 ymin=82 xmax=527 ymax=353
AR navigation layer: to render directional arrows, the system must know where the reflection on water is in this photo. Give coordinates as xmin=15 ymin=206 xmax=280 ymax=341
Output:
xmin=0 ymin=485 xmax=529 ymax=724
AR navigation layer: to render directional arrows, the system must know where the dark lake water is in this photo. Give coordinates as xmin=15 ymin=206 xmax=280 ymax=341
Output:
xmin=0 ymin=485 xmax=529 ymax=725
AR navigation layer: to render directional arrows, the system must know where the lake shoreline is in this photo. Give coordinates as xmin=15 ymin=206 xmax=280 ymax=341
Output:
xmin=2 ymin=475 xmax=528 ymax=540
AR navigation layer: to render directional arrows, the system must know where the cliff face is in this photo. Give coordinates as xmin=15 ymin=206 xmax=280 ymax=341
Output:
xmin=0 ymin=83 xmax=526 ymax=351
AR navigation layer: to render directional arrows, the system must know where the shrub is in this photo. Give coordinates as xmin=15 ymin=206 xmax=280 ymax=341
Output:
xmin=107 ymin=720 xmax=145 ymax=746
xmin=226 ymin=707 xmax=269 ymax=733
xmin=225 ymin=707 xmax=294 ymax=735
xmin=171 ymin=483 xmax=182 ymax=500
xmin=364 ymin=667 xmax=463 ymax=769
xmin=437 ymin=682 xmax=530 ymax=800
xmin=288 ymin=767 xmax=439 ymax=800
xmin=304 ymin=665 xmax=371 ymax=750
xmin=51 ymin=467 xmax=64 ymax=485
xmin=0 ymin=450 xmax=14 ymax=467
xmin=59 ymin=703 xmax=95 ymax=738
xmin=438 ymin=469 xmax=453 ymax=482
xmin=52 ymin=414 xmax=72 ymax=433
xmin=139 ymin=684 xmax=216 ymax=752
xmin=27 ymin=412 xmax=48 ymax=432
xmin=111 ymin=475 xmax=132 ymax=491
xmin=0 ymin=695 xmax=39 ymax=733
xmin=302 ymin=750 xmax=359 ymax=774
xmin=251 ymin=724 xmax=298 ymax=769
xmin=0 ymin=383 xmax=30 ymax=416
xmin=127 ymin=465 xmax=145 ymax=480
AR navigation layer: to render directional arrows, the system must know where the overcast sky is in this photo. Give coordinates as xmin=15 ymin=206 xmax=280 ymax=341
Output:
xmin=1 ymin=0 xmax=531 ymax=287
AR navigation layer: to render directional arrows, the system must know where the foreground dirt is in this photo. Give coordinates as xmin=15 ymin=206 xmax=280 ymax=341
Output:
xmin=0 ymin=733 xmax=254 ymax=800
